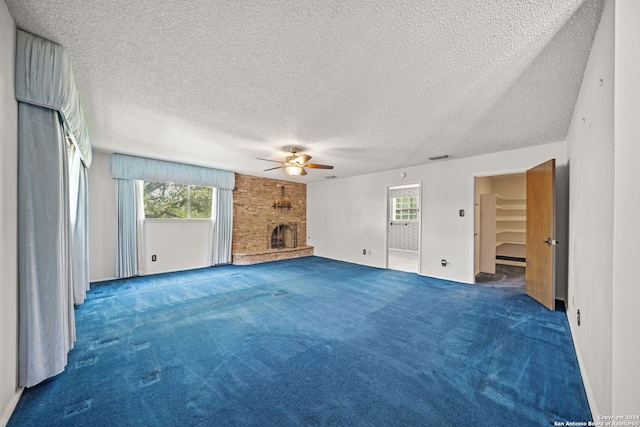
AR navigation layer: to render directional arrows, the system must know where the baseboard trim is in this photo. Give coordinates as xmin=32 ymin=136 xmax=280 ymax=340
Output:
xmin=90 ymin=276 xmax=117 ymax=284
xmin=567 ymin=313 xmax=599 ymax=422
xmin=1 ymin=387 xmax=23 ymax=426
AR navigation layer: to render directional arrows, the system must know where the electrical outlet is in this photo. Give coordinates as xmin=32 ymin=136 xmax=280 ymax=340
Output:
xmin=577 ymin=309 xmax=581 ymax=326
xmin=363 ymin=249 xmax=366 ymax=255
xmin=151 ymin=255 xmax=157 ymax=262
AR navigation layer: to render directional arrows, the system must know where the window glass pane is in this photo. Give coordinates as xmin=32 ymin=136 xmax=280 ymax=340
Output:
xmin=393 ymin=196 xmax=422 ymax=221
xmin=189 ymin=186 xmax=213 ymax=218
xmin=144 ymin=182 xmax=214 ymax=219
xmin=143 ymin=182 xmax=188 ymax=218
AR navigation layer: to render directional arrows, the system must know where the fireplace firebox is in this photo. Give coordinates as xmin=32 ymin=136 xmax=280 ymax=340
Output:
xmin=269 ymin=223 xmax=297 ymax=250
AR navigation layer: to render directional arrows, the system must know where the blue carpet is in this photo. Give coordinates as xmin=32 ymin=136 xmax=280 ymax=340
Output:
xmin=9 ymin=256 xmax=590 ymax=426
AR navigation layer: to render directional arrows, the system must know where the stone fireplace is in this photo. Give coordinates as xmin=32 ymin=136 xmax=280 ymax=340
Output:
xmin=269 ymin=222 xmax=297 ymax=250
xmin=232 ymin=173 xmax=313 ymax=265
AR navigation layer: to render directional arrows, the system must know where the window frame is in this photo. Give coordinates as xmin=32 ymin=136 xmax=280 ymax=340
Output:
xmin=392 ymin=196 xmax=419 ymax=221
xmin=142 ymin=181 xmax=215 ymax=219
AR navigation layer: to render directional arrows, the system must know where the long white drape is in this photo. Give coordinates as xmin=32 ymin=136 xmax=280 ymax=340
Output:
xmin=116 ymin=179 xmax=138 ymax=278
xmin=15 ymin=30 xmax=92 ymax=387
xmin=213 ymin=189 xmax=233 ymax=265
xmin=69 ymin=148 xmax=90 ymax=304
xmin=18 ymin=105 xmax=75 ymax=387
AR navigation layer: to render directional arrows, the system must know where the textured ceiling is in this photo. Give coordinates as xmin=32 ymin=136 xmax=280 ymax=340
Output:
xmin=6 ymin=0 xmax=604 ymax=182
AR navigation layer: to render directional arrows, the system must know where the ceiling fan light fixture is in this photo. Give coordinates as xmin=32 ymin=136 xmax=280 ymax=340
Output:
xmin=286 ymin=165 xmax=303 ymax=176
xmin=258 ymin=147 xmax=331 ymax=176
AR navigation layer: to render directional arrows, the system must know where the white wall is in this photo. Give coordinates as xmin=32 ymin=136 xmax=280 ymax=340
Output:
xmin=0 ymin=1 xmax=21 ymax=424
xmin=143 ymin=219 xmax=212 ymax=275
xmin=566 ymin=0 xmax=640 ymax=417
xmin=308 ymin=142 xmax=568 ymax=285
xmin=565 ymin=0 xmax=614 ymax=419
xmin=611 ymin=0 xmax=640 ymax=415
xmin=88 ymin=151 xmax=118 ymax=282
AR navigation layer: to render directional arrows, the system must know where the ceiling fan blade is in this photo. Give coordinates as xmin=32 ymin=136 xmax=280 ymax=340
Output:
xmin=304 ymin=163 xmax=334 ymax=169
xmin=300 ymin=168 xmax=308 ymax=176
xmin=294 ymin=154 xmax=311 ymax=164
xmin=264 ymin=165 xmax=286 ymax=171
xmin=257 ymin=158 xmax=284 ymax=164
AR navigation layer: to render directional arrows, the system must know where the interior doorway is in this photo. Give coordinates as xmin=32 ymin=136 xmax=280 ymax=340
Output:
xmin=387 ymin=183 xmax=421 ymax=274
xmin=474 ymin=172 xmax=527 ymax=285
xmin=474 ymin=160 xmax=562 ymax=310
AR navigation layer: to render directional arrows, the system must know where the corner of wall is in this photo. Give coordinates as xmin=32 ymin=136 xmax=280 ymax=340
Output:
xmin=565 ymin=0 xmax=614 ymax=418
xmin=611 ymin=0 xmax=640 ymax=414
xmin=0 ymin=389 xmax=23 ymax=427
xmin=0 ymin=0 xmax=21 ymax=422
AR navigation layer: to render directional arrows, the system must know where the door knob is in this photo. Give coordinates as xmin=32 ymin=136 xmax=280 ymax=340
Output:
xmin=543 ymin=238 xmax=558 ymax=246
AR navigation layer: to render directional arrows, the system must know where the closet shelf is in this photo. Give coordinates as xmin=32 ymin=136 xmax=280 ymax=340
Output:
xmin=496 ymin=195 xmax=525 ymax=202
xmin=496 ymin=216 xmax=526 ymax=221
xmin=496 ymin=240 xmax=526 ymax=246
xmin=496 ymin=204 xmax=526 ymax=210
xmin=496 ymin=242 xmax=526 ymax=258
xmin=478 ymin=189 xmax=528 ymax=274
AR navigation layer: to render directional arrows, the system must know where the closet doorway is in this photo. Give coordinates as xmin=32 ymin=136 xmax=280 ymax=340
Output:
xmin=474 ymin=173 xmax=526 ymax=284
xmin=387 ymin=183 xmax=421 ymax=274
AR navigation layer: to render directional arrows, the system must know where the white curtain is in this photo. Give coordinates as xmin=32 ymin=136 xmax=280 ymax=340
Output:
xmin=116 ymin=179 xmax=138 ymax=278
xmin=15 ymin=30 xmax=92 ymax=387
xmin=136 ymin=180 xmax=145 ymax=276
xmin=69 ymin=147 xmax=90 ymax=305
xmin=15 ymin=31 xmax=92 ymax=167
xmin=213 ymin=189 xmax=233 ymax=265
xmin=18 ymin=105 xmax=75 ymax=387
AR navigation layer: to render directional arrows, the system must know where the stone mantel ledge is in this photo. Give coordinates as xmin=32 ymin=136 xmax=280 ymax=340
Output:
xmin=232 ymin=246 xmax=314 ymax=266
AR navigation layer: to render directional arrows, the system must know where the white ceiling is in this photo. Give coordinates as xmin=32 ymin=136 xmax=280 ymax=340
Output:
xmin=6 ymin=0 xmax=604 ymax=182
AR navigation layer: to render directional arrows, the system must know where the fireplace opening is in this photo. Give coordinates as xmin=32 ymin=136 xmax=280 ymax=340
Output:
xmin=269 ymin=223 xmax=297 ymax=250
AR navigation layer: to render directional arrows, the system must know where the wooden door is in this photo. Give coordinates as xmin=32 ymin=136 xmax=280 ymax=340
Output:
xmin=526 ymin=159 xmax=556 ymax=310
xmin=479 ymin=193 xmax=497 ymax=274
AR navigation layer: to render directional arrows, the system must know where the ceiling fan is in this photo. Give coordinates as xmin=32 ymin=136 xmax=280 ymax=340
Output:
xmin=258 ymin=147 xmax=334 ymax=176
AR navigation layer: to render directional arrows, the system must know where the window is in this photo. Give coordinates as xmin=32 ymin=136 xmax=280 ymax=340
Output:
xmin=393 ymin=197 xmax=419 ymax=221
xmin=143 ymin=181 xmax=213 ymax=219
